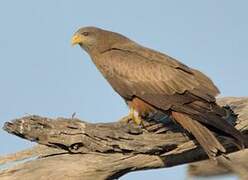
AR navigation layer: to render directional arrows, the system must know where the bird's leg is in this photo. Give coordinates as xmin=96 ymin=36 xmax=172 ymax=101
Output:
xmin=120 ymin=107 xmax=145 ymax=127
xmin=128 ymin=107 xmax=145 ymax=126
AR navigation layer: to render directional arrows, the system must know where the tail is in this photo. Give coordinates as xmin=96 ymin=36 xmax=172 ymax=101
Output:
xmin=172 ymin=111 xmax=226 ymax=159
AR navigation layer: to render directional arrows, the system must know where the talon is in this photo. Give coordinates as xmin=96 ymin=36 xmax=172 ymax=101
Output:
xmin=120 ymin=117 xmax=132 ymax=123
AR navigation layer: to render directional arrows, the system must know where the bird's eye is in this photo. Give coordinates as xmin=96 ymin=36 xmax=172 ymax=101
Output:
xmin=82 ymin=32 xmax=89 ymax=36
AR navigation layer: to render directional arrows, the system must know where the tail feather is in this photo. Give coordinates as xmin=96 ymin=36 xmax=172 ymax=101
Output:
xmin=173 ymin=101 xmax=247 ymax=150
xmin=172 ymin=111 xmax=226 ymax=159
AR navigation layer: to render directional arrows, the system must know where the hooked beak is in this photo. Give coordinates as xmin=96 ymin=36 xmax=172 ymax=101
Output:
xmin=71 ymin=34 xmax=83 ymax=46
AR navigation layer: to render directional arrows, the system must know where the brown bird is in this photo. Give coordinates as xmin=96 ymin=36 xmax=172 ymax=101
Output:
xmin=72 ymin=26 xmax=246 ymax=159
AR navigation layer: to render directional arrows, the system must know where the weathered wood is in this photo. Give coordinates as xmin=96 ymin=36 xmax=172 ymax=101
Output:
xmin=188 ymin=147 xmax=248 ymax=179
xmin=0 ymin=97 xmax=248 ymax=180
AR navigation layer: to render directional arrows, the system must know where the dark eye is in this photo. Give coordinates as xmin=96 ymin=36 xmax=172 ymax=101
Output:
xmin=82 ymin=32 xmax=89 ymax=36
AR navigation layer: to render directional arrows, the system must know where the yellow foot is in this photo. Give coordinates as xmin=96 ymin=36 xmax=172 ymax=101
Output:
xmin=119 ymin=117 xmax=132 ymax=123
xmin=128 ymin=108 xmax=144 ymax=126
xmin=120 ymin=108 xmax=145 ymax=127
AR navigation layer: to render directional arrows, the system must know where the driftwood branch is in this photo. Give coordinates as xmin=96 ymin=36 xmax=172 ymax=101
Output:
xmin=1 ymin=97 xmax=248 ymax=180
xmin=188 ymin=149 xmax=248 ymax=179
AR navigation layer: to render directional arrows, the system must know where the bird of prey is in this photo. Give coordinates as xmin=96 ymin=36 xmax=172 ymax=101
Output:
xmin=71 ymin=26 xmax=246 ymax=159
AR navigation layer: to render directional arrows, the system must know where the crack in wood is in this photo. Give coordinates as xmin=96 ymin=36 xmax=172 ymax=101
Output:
xmin=1 ymin=97 xmax=248 ymax=180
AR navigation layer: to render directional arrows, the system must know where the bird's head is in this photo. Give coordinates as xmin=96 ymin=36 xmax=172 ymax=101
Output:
xmin=71 ymin=26 xmax=129 ymax=55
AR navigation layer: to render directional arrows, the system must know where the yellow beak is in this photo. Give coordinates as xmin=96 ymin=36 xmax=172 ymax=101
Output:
xmin=71 ymin=34 xmax=82 ymax=46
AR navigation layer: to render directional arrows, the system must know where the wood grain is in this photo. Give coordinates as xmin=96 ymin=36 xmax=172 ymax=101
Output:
xmin=0 ymin=97 xmax=247 ymax=180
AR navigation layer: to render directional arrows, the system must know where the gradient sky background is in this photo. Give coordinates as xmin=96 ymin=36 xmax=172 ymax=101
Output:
xmin=0 ymin=1 xmax=247 ymax=179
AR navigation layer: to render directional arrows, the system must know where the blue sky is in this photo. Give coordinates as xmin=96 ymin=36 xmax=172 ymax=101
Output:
xmin=0 ymin=1 xmax=246 ymax=179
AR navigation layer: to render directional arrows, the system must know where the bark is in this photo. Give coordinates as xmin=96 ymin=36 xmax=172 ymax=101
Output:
xmin=0 ymin=97 xmax=248 ymax=180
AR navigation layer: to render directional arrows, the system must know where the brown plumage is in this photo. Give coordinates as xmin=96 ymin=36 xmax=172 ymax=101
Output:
xmin=72 ymin=26 xmax=246 ymax=159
